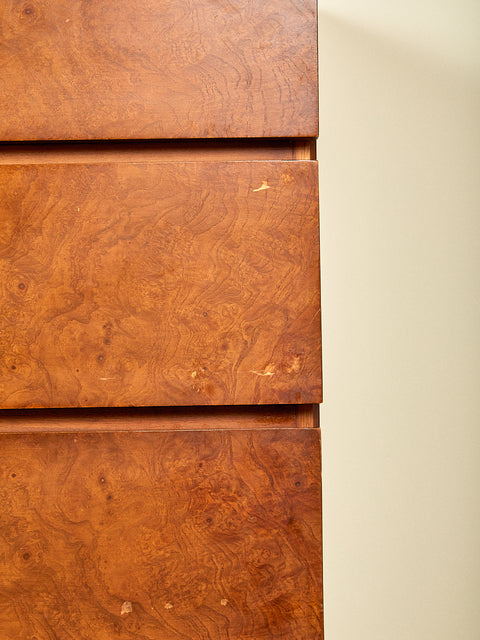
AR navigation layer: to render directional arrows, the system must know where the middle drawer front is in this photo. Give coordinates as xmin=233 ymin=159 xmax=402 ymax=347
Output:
xmin=0 ymin=160 xmax=321 ymax=409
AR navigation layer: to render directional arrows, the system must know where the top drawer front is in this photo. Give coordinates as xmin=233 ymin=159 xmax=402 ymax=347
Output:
xmin=0 ymin=160 xmax=321 ymax=409
xmin=0 ymin=0 xmax=318 ymax=141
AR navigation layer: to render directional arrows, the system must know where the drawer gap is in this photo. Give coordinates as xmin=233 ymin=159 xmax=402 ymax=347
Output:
xmin=0 ymin=404 xmax=319 ymax=434
xmin=0 ymin=138 xmax=316 ymax=164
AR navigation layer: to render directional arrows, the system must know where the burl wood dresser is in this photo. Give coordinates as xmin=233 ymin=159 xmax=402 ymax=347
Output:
xmin=0 ymin=1 xmax=322 ymax=638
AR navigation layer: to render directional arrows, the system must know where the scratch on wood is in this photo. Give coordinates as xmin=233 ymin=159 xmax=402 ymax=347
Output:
xmin=252 ymin=180 xmax=270 ymax=192
xmin=250 ymin=365 xmax=275 ymax=377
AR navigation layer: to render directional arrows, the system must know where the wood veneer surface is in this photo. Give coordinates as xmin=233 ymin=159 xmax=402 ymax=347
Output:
xmin=0 ymin=428 xmax=323 ymax=639
xmin=0 ymin=0 xmax=318 ymax=141
xmin=0 ymin=160 xmax=321 ymax=409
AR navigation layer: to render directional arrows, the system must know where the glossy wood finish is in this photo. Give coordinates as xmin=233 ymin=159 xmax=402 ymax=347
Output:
xmin=0 ymin=0 xmax=318 ymax=141
xmin=0 ymin=404 xmax=320 ymax=434
xmin=0 ymin=0 xmax=323 ymax=635
xmin=0 ymin=160 xmax=321 ymax=409
xmin=0 ymin=429 xmax=323 ymax=639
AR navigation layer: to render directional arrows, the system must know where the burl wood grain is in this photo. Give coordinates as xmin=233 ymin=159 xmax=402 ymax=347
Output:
xmin=0 ymin=161 xmax=321 ymax=409
xmin=0 ymin=429 xmax=323 ymax=639
xmin=0 ymin=0 xmax=318 ymax=141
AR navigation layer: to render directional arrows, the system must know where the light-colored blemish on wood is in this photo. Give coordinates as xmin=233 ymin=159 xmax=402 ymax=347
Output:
xmin=191 ymin=371 xmax=197 ymax=378
xmin=281 ymin=172 xmax=295 ymax=184
xmin=221 ymin=598 xmax=228 ymax=606
xmin=287 ymin=356 xmax=301 ymax=374
xmin=0 ymin=162 xmax=320 ymax=409
xmin=252 ymin=180 xmax=270 ymax=192
xmin=121 ymin=601 xmax=132 ymax=616
xmin=99 ymin=377 xmax=115 ymax=381
xmin=164 ymin=602 xmax=173 ymax=610
xmin=250 ymin=364 xmax=275 ymax=377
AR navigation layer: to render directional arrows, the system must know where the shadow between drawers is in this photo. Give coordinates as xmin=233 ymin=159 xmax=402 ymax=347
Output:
xmin=0 ymin=404 xmax=319 ymax=433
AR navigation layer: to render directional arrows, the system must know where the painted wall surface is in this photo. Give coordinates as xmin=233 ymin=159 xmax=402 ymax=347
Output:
xmin=317 ymin=2 xmax=480 ymax=638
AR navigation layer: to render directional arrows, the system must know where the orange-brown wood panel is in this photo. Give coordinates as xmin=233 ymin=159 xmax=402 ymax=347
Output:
xmin=0 ymin=0 xmax=318 ymax=141
xmin=0 ymin=428 xmax=323 ymax=639
xmin=0 ymin=160 xmax=321 ymax=409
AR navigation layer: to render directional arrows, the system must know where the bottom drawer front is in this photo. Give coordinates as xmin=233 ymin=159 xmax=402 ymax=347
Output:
xmin=0 ymin=429 xmax=323 ymax=640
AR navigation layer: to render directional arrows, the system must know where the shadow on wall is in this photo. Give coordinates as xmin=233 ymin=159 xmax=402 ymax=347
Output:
xmin=318 ymin=11 xmax=480 ymax=640
xmin=318 ymin=7 xmax=480 ymax=86
xmin=318 ymin=11 xmax=480 ymax=415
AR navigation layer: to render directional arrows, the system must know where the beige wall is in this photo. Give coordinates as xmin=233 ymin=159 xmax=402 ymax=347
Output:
xmin=317 ymin=2 xmax=480 ymax=638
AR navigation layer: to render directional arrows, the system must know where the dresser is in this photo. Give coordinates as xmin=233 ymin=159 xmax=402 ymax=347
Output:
xmin=0 ymin=1 xmax=322 ymax=638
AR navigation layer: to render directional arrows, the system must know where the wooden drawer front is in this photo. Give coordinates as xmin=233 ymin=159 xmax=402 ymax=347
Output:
xmin=0 ymin=161 xmax=321 ymax=409
xmin=0 ymin=428 xmax=323 ymax=639
xmin=0 ymin=0 xmax=317 ymax=141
